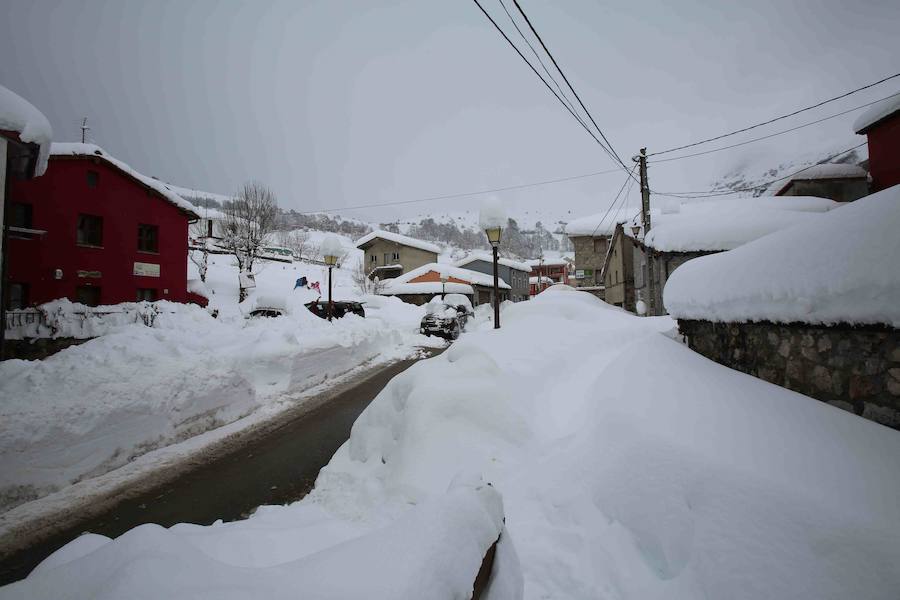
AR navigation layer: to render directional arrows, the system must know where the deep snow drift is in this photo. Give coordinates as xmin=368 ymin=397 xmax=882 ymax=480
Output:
xmin=6 ymin=290 xmax=899 ymax=599
xmin=0 ymin=251 xmax=434 ymax=515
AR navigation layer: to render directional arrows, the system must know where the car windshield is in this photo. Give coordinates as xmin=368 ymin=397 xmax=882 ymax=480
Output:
xmin=425 ymin=301 xmax=456 ymax=318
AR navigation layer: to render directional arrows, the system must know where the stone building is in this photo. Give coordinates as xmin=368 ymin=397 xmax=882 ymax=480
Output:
xmin=602 ymin=224 xmax=635 ymax=309
xmin=454 ymin=253 xmax=530 ymax=302
xmin=665 ymin=186 xmax=900 ymax=429
xmin=355 ymin=230 xmax=440 ymax=280
xmin=565 ymin=208 xmax=632 ymax=297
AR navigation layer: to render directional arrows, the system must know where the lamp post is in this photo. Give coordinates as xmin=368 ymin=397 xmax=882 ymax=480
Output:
xmin=440 ymin=274 xmax=448 ymax=299
xmin=321 ymin=235 xmax=342 ymax=322
xmin=480 ymin=197 xmax=506 ymax=329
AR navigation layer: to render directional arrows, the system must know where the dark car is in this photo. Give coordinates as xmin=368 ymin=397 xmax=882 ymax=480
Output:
xmin=420 ymin=295 xmax=474 ymax=340
xmin=306 ymin=300 xmax=365 ymax=320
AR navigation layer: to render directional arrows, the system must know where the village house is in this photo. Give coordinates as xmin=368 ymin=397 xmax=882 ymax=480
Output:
xmin=355 ymin=230 xmax=440 ymax=280
xmin=379 ymin=262 xmax=510 ymax=306
xmin=454 ymin=253 xmax=531 ymax=302
xmin=665 ymin=185 xmax=900 ymax=430
xmin=602 ymin=223 xmax=635 ymax=309
xmin=529 ymin=275 xmax=554 ymax=296
xmin=526 ymin=256 xmax=570 ymax=289
xmin=625 ymin=196 xmax=838 ymax=315
xmin=853 ymin=95 xmax=900 ymax=192
xmin=768 ymin=163 xmax=869 ymax=202
xmin=6 ymin=143 xmax=200 ymax=308
xmin=564 ymin=208 xmax=633 ymax=298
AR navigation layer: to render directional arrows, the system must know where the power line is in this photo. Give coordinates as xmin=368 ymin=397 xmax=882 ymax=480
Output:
xmin=588 ymin=165 xmax=636 ymax=238
xmin=297 ymin=165 xmax=626 ymax=214
xmin=511 ymin=0 xmax=629 ymax=172
xmin=470 ymin=0 xmax=621 ymax=168
xmin=649 ymin=90 xmax=900 ymax=164
xmin=652 ymin=142 xmax=867 ymax=199
xmin=648 ymin=72 xmax=900 ymax=157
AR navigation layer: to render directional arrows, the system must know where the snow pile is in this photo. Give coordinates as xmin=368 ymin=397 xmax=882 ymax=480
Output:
xmin=0 ymin=253 xmax=434 ymax=514
xmin=13 ymin=288 xmax=900 ymax=598
xmin=0 ymin=84 xmax=52 ymax=176
xmin=354 ymin=230 xmax=441 ymax=255
xmin=3 ymin=299 xmax=180 ymax=340
xmin=665 ymin=185 xmax=900 ymax=327
xmin=853 ymin=92 xmax=900 ymax=133
xmin=629 ymin=195 xmax=838 ymax=252
xmin=564 ymin=205 xmax=636 ymax=237
xmin=49 ymin=144 xmax=198 ymax=217
xmin=478 ymin=195 xmax=507 ymax=230
xmin=455 ymin=252 xmax=531 ymax=272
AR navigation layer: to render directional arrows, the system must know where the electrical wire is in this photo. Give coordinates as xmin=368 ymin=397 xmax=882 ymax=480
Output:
xmin=649 ymin=91 xmax=900 ymax=164
xmin=648 ymin=72 xmax=900 ymax=156
xmin=587 ymin=165 xmax=637 ymax=239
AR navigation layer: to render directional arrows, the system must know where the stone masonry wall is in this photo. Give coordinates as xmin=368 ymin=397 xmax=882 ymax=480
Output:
xmin=678 ymin=319 xmax=900 ymax=429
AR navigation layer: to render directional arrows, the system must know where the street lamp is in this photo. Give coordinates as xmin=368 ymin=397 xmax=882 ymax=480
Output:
xmin=440 ymin=274 xmax=448 ymax=299
xmin=479 ymin=196 xmax=506 ymax=329
xmin=321 ymin=235 xmax=342 ymax=322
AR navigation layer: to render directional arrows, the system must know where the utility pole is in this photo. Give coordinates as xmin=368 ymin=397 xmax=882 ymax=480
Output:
xmin=80 ymin=118 xmax=90 ymax=143
xmin=636 ymin=148 xmax=655 ymax=315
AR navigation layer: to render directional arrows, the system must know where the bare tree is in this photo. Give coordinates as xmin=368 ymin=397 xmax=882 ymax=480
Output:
xmin=351 ymin=257 xmax=384 ymax=295
xmin=221 ymin=181 xmax=278 ymax=301
xmin=275 ymin=229 xmax=312 ymax=261
xmin=189 ymin=249 xmax=209 ymax=283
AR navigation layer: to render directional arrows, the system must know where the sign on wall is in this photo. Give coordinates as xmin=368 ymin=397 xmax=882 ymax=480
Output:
xmin=133 ymin=262 xmax=160 ymax=277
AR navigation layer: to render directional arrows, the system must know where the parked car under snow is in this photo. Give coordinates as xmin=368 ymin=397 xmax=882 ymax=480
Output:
xmin=420 ymin=294 xmax=474 ymax=340
xmin=306 ymin=300 xmax=366 ymax=320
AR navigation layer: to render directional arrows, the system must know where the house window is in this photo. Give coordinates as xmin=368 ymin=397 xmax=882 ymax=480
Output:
xmin=86 ymin=170 xmax=99 ymax=188
xmin=207 ymin=220 xmax=214 ymax=238
xmin=136 ymin=288 xmax=157 ymax=302
xmin=392 ymin=252 xmax=400 ymax=260
xmin=138 ymin=224 xmax=159 ymax=253
xmin=76 ymin=285 xmax=101 ymax=307
xmin=370 ymin=254 xmax=376 ymax=263
xmin=77 ymin=214 xmax=103 ymax=247
xmin=6 ymin=283 xmax=28 ymax=309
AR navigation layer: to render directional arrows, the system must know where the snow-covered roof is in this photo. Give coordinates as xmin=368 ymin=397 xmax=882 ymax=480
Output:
xmin=768 ymin=163 xmax=868 ymax=195
xmin=526 ymin=257 xmax=569 ymax=268
xmin=354 ymin=230 xmax=441 ymax=254
xmin=626 ymin=196 xmax=838 ymax=253
xmin=380 ymin=281 xmax=475 ymax=296
xmin=454 ymin=253 xmax=531 ymax=272
xmin=193 ymin=206 xmax=227 ymax=220
xmin=0 ymin=84 xmax=53 ymax=176
xmin=529 ymin=276 xmax=553 ymax=284
xmin=163 ymin=183 xmax=233 ymax=206
xmin=664 ymin=185 xmax=900 ymax=327
xmin=853 ymin=94 xmax=900 ymax=134
xmin=393 ymin=262 xmax=511 ymax=289
xmin=50 ymin=143 xmax=199 ymax=218
xmin=565 ymin=206 xmax=637 ymax=237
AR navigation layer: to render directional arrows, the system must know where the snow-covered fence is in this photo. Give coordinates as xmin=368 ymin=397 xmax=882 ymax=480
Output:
xmin=4 ymin=301 xmax=171 ymax=341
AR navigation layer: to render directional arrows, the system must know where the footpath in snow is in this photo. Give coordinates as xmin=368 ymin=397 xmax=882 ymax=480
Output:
xmin=4 ymin=288 xmax=899 ymax=599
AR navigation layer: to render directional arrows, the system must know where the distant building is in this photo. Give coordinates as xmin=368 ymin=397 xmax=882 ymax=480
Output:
xmin=454 ymin=253 xmax=530 ymax=302
xmin=770 ymin=163 xmax=869 ymax=202
xmin=527 ymin=257 xmax=570 ymax=288
xmin=355 ymin=230 xmax=440 ymax=280
xmin=854 ymin=96 xmax=900 ymax=192
xmin=380 ymin=263 xmax=510 ymax=306
xmin=529 ymin=275 xmax=554 ymax=297
xmin=6 ymin=143 xmax=200 ymax=308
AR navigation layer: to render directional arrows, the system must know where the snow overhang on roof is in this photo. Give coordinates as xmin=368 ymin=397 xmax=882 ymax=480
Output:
xmin=381 ymin=281 xmax=475 ymax=296
xmin=853 ymin=94 xmax=900 ymax=134
xmin=354 ymin=230 xmax=441 ymax=254
xmin=394 ymin=262 xmax=511 ymax=289
xmin=454 ymin=253 xmax=531 ymax=272
xmin=0 ymin=84 xmax=53 ymax=177
xmin=564 ymin=206 xmax=635 ymax=237
xmin=49 ymin=143 xmax=199 ymax=219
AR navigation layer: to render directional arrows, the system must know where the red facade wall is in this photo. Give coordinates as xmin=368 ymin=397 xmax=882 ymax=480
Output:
xmin=6 ymin=157 xmax=191 ymax=306
xmin=529 ymin=264 xmax=568 ymax=286
xmin=866 ymin=113 xmax=900 ymax=192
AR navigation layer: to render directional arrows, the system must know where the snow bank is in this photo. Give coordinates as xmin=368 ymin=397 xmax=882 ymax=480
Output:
xmin=354 ymin=230 xmax=441 ymax=255
xmin=853 ymin=93 xmax=900 ymax=133
xmin=50 ymin=144 xmax=198 ymax=217
xmin=633 ymin=195 xmax=838 ymax=252
xmin=664 ymin=185 xmax=900 ymax=327
xmin=0 ymin=84 xmax=52 ymax=176
xmin=10 ymin=288 xmax=900 ymax=598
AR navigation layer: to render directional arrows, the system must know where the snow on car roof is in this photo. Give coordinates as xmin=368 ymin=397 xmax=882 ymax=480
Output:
xmin=664 ymin=185 xmax=900 ymax=327
xmin=50 ymin=143 xmax=199 ymax=218
xmin=0 ymin=84 xmax=53 ymax=176
xmin=354 ymin=230 xmax=441 ymax=255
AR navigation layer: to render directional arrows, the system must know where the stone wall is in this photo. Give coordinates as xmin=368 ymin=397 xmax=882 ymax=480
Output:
xmin=4 ymin=337 xmax=89 ymax=361
xmin=678 ymin=319 xmax=900 ymax=429
xmin=571 ymin=235 xmax=608 ymax=287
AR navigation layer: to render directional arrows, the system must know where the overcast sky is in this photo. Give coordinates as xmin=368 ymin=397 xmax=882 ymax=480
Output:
xmin=3 ymin=0 xmax=899 ymax=223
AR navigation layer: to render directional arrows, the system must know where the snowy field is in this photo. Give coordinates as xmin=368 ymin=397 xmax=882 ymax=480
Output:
xmin=0 ymin=246 xmax=437 ymax=520
xmin=5 ymin=289 xmax=899 ymax=599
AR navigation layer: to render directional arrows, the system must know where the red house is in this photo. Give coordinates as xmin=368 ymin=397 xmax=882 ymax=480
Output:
xmin=854 ymin=96 xmax=900 ymax=192
xmin=528 ymin=257 xmax=569 ymax=290
xmin=5 ymin=143 xmax=199 ymax=308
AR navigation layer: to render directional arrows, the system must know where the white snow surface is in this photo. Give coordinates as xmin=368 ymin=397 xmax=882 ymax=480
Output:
xmin=0 ymin=84 xmax=52 ymax=176
xmin=564 ymin=205 xmax=637 ymax=237
xmin=478 ymin=195 xmax=507 ymax=230
xmin=455 ymin=252 xmax=531 ymax=272
xmin=354 ymin=230 xmax=441 ymax=255
xmin=0 ymin=251 xmax=435 ymax=514
xmin=389 ymin=262 xmax=511 ymax=290
xmin=7 ymin=289 xmax=900 ymax=599
xmin=853 ymin=93 xmax=900 ymax=133
xmin=665 ymin=185 xmax=900 ymax=327
xmin=631 ymin=195 xmax=839 ymax=252
xmin=50 ymin=143 xmax=198 ymax=217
